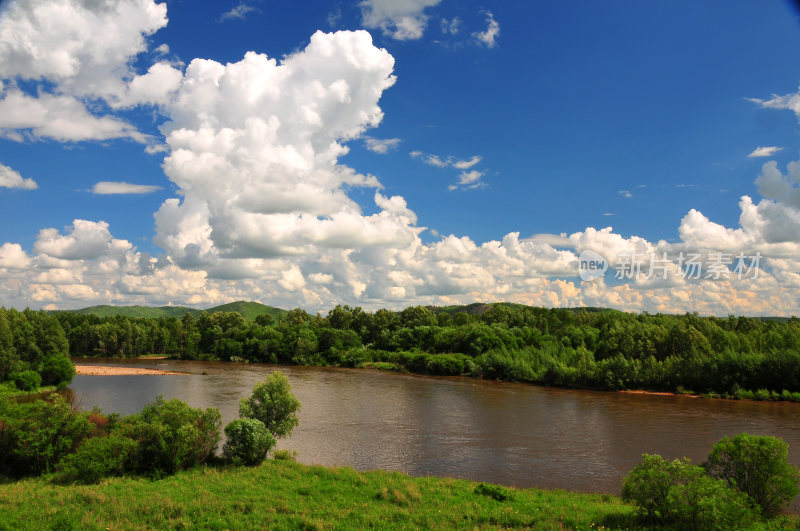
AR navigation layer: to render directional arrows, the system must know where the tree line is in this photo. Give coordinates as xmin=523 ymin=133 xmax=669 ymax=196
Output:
xmin=41 ymin=303 xmax=800 ymax=399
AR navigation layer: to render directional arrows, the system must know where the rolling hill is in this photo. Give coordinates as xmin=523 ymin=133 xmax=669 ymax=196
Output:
xmin=62 ymin=301 xmax=287 ymax=321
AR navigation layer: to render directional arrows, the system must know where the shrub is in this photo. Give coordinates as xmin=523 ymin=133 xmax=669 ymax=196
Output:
xmin=474 ymin=483 xmax=514 ymax=501
xmin=622 ymin=454 xmax=755 ymax=529
xmin=40 ymin=355 xmax=75 ymax=388
xmin=118 ymin=396 xmax=221 ymax=474
xmin=272 ymin=449 xmax=297 ymax=461
xmin=10 ymin=370 xmax=41 ymax=392
xmin=0 ymin=394 xmax=91 ymax=476
xmin=705 ymin=433 xmax=800 ymax=516
xmin=223 ymin=418 xmax=275 ymax=466
xmin=239 ymin=371 xmax=300 ymax=439
xmin=56 ymin=434 xmax=137 ymax=484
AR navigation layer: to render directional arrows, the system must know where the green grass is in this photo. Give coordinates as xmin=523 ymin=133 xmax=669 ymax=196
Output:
xmin=0 ymin=382 xmax=57 ymax=400
xmin=0 ymin=460 xmax=635 ymax=530
xmin=0 ymin=460 xmax=795 ymax=530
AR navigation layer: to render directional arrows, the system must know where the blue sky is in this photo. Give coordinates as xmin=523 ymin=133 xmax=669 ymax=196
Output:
xmin=0 ymin=0 xmax=799 ymax=315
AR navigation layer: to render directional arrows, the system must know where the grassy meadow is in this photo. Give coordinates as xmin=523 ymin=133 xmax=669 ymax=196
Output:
xmin=1 ymin=460 xmax=798 ymax=530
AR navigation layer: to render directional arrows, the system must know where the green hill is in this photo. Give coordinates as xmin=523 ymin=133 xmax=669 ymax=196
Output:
xmin=63 ymin=301 xmax=287 ymax=321
xmin=69 ymin=305 xmax=199 ymax=318
xmin=207 ymin=301 xmax=287 ymax=321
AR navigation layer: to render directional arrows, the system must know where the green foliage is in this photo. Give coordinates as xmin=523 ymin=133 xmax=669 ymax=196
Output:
xmin=40 ymin=355 xmax=75 ymax=388
xmin=705 ymin=433 xmax=800 ymax=516
xmin=117 ymin=395 xmax=222 ymax=474
xmin=474 ymin=483 xmax=514 ymax=501
xmin=0 ymin=394 xmax=92 ymax=476
xmin=56 ymin=434 xmax=137 ymax=484
xmin=10 ymin=370 xmax=41 ymax=392
xmin=239 ymin=371 xmax=300 ymax=439
xmin=622 ymin=454 xmax=755 ymax=529
xmin=223 ymin=418 xmax=275 ymax=466
xmin=272 ymin=449 xmax=297 ymax=461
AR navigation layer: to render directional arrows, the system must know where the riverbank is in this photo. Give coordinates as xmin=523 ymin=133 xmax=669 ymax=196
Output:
xmin=74 ymin=365 xmax=187 ymax=376
xmin=0 ymin=460 xmax=795 ymax=530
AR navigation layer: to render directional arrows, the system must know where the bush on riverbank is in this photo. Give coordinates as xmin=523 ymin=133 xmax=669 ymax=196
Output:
xmin=0 ymin=371 xmax=300 ymax=483
xmin=623 ymin=435 xmax=800 ymax=528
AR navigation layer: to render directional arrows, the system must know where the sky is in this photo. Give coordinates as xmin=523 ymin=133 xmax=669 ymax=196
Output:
xmin=0 ymin=0 xmax=799 ymax=316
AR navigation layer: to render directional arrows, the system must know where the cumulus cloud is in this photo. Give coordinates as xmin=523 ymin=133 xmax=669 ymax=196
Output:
xmin=364 ymin=136 xmax=401 ymax=154
xmin=0 ymin=90 xmax=148 ymax=143
xmin=0 ymin=162 xmax=37 ymax=189
xmin=34 ymin=220 xmax=131 ymax=260
xmin=360 ymin=0 xmax=441 ymax=40
xmin=473 ymin=11 xmax=499 ymax=48
xmin=748 ymin=146 xmax=783 ymax=158
xmin=0 ymin=3 xmax=796 ymax=316
xmin=0 ymin=0 xmax=179 ymax=142
xmin=91 ymin=181 xmax=164 ymax=195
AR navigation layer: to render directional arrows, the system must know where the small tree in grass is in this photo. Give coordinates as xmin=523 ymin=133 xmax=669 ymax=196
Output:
xmin=705 ymin=433 xmax=800 ymax=516
xmin=238 ymin=371 xmax=300 ymax=439
xmin=224 ymin=370 xmax=300 ymax=466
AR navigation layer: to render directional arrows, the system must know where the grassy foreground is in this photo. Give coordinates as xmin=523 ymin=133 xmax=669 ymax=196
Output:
xmin=1 ymin=461 xmax=797 ymax=531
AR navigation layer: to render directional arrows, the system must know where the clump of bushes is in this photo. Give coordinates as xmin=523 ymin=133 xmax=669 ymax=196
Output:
xmin=223 ymin=418 xmax=275 ymax=466
xmin=623 ymin=434 xmax=800 ymax=528
xmin=9 ymin=370 xmax=41 ymax=392
xmin=0 ymin=371 xmax=301 ymax=483
xmin=705 ymin=433 xmax=800 ymax=517
xmin=223 ymin=371 xmax=300 ymax=467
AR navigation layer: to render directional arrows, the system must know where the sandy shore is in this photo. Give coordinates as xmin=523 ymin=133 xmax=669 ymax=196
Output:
xmin=618 ymin=389 xmax=700 ymax=398
xmin=74 ymin=365 xmax=187 ymax=376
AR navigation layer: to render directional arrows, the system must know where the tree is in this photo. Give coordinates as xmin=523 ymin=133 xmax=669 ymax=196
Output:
xmin=223 ymin=418 xmax=275 ymax=466
xmin=239 ymin=371 xmax=300 ymax=439
xmin=705 ymin=433 xmax=800 ymax=516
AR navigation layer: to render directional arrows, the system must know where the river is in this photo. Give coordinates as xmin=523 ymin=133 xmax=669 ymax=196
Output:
xmin=69 ymin=358 xmax=800 ymax=506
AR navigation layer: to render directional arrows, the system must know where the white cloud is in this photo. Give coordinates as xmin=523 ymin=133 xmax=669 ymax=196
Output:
xmin=360 ymin=0 xmax=441 ymax=40
xmin=754 ymin=159 xmax=800 ymax=209
xmin=0 ymin=0 xmax=179 ymax=142
xmin=0 ymin=90 xmax=148 ymax=143
xmin=748 ymin=146 xmax=783 ymax=158
xmin=153 ymin=30 xmax=405 ymax=270
xmin=219 ymin=3 xmax=260 ymax=22
xmin=619 ymin=190 xmax=633 ymax=198
xmin=34 ymin=219 xmax=131 ymax=260
xmin=452 ymin=155 xmax=481 ymax=169
xmin=751 ymin=87 xmax=800 ymax=120
xmin=0 ymin=162 xmax=37 ymax=189
xmin=472 ymin=11 xmax=499 ymax=48
xmin=91 ymin=181 xmax=164 ymax=195
xmin=364 ymin=136 xmax=401 ymax=154
xmin=0 ymin=243 xmax=30 ymax=269
xmin=448 ymin=169 xmax=484 ymax=191
xmin=440 ymin=17 xmax=461 ymax=35
xmin=424 ymin=154 xmax=449 ymax=167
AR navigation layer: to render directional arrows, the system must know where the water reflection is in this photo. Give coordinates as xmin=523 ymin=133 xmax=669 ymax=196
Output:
xmin=69 ymin=358 xmax=800 ymax=508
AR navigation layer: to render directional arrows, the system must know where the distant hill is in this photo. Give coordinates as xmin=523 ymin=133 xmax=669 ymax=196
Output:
xmin=62 ymin=301 xmax=287 ymax=321
xmin=427 ymin=302 xmax=624 ymax=317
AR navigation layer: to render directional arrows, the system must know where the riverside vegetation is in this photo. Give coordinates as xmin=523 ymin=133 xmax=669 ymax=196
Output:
xmin=11 ymin=302 xmax=796 ymax=401
xmin=0 ymin=369 xmax=797 ymax=529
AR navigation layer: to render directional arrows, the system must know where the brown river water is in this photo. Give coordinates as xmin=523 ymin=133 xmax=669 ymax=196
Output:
xmin=69 ymin=358 xmax=800 ymax=507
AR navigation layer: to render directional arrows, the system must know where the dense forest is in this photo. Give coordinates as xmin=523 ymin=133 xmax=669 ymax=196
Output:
xmin=1 ymin=303 xmax=800 ymax=399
